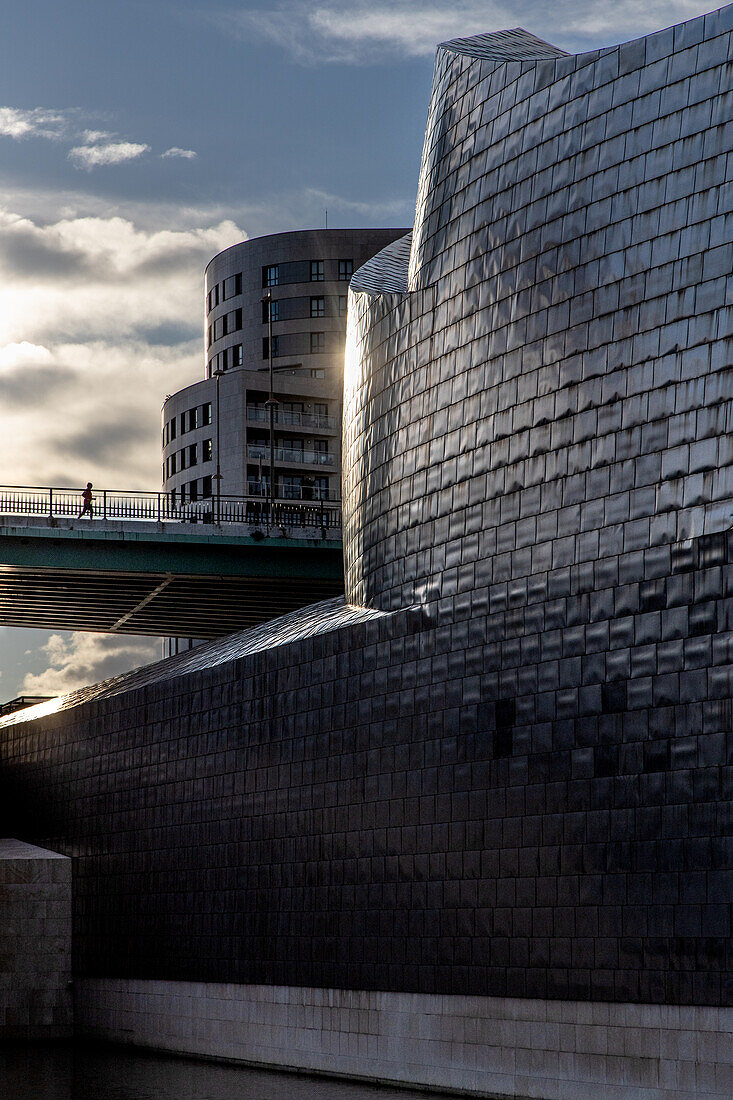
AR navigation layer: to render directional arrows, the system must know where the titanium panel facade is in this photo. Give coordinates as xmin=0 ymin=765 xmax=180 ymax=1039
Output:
xmin=1 ymin=4 xmax=732 ymax=1023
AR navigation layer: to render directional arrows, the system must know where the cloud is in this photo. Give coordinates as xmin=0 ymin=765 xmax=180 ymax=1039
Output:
xmin=0 ymin=341 xmax=54 ymax=369
xmin=0 ymin=107 xmax=74 ymax=141
xmin=0 ymin=200 xmax=245 ymax=487
xmin=68 ymin=140 xmax=151 ymax=170
xmin=221 ymin=1 xmax=719 ymax=62
xmin=20 ymin=632 xmax=159 ymax=696
xmin=162 ymin=146 xmax=197 ymax=160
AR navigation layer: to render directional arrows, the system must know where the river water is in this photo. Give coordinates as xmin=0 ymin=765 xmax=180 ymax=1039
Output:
xmin=0 ymin=1042 xmax=456 ymax=1100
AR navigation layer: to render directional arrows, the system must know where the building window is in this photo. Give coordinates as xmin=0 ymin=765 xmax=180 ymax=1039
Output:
xmin=314 ymin=476 xmax=328 ymax=500
xmin=214 ymin=317 xmax=224 ymax=341
xmin=314 ymin=402 xmax=328 ymax=416
xmin=201 ymin=475 xmax=212 ymax=499
xmin=170 ymin=419 xmax=177 ymax=441
xmin=262 ymin=298 xmax=280 ymax=323
xmin=189 ymin=480 xmax=199 ymax=502
xmin=207 ymin=325 xmax=212 ymax=348
xmin=310 ymin=368 xmax=324 ymax=378
xmin=310 ymin=296 xmax=325 ymax=317
xmin=310 ymin=260 xmax=324 ymax=282
xmin=180 ymin=413 xmax=186 ymax=435
xmin=201 ymin=403 xmax=212 ymax=426
xmin=226 ymin=308 xmax=242 ymax=333
xmin=231 ymin=344 xmax=243 ymax=368
xmin=338 ymin=295 xmax=347 ymax=316
xmin=338 ymin=259 xmax=353 ymax=281
xmin=310 ymin=331 xmax=326 ymax=354
xmin=188 ymin=408 xmax=198 ymax=432
xmin=207 ymin=284 xmax=219 ymax=311
xmin=313 ymin=439 xmax=328 ymax=454
xmin=281 ymin=475 xmax=303 ymax=500
xmin=188 ymin=443 xmax=198 ymax=467
xmin=263 ymin=335 xmax=279 ymax=359
xmin=263 ymin=264 xmax=279 ymax=287
xmin=203 ymin=438 xmax=212 ymax=462
xmin=223 ymin=273 xmax=242 ymax=299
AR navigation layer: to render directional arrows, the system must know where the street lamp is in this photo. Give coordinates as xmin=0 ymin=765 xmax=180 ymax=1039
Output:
xmin=261 ymin=292 xmax=279 ymax=531
xmin=213 ymin=367 xmax=225 ymax=525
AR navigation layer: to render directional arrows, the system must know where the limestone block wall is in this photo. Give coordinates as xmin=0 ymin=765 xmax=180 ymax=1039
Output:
xmin=0 ymin=838 xmax=72 ymax=1038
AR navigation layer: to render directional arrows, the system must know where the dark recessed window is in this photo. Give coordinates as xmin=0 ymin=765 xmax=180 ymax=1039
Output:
xmin=170 ymin=419 xmax=177 ymax=441
xmin=207 ymin=325 xmax=212 ymax=348
xmin=262 ymin=298 xmax=280 ymax=323
xmin=189 ymin=443 xmax=198 ymax=467
xmin=263 ymin=336 xmax=280 ymax=359
xmin=310 ymin=260 xmax=324 ymax=282
xmin=310 ymin=332 xmax=326 ymax=353
xmin=203 ymin=438 xmax=212 ymax=462
xmin=213 ymin=317 xmax=224 ymax=341
xmin=207 ymin=284 xmax=219 ymax=311
xmin=189 ymin=480 xmax=198 ymax=502
xmin=338 ymin=295 xmax=348 ymax=316
xmin=223 ymin=273 xmax=242 ymax=299
xmin=310 ymin=296 xmax=325 ymax=317
xmin=201 ymin=403 xmax=212 ymax=426
xmin=201 ymin=475 xmax=212 ymax=499
xmin=338 ymin=259 xmax=353 ymax=281
xmin=231 ymin=344 xmax=243 ymax=368
xmin=179 ymin=413 xmax=186 ymax=435
xmin=263 ymin=265 xmax=279 ymax=287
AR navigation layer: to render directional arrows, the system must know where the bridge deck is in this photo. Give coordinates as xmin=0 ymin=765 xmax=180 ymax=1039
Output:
xmin=0 ymin=518 xmax=343 ymax=638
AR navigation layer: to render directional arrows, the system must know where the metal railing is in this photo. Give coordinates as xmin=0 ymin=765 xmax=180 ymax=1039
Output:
xmin=246 ymin=406 xmax=337 ymax=431
xmin=0 ymin=484 xmax=342 ymax=532
xmin=247 ymin=445 xmax=336 ymax=467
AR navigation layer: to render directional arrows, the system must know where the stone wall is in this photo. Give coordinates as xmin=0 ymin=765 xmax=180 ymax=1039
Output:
xmin=0 ymin=838 xmax=72 ymax=1038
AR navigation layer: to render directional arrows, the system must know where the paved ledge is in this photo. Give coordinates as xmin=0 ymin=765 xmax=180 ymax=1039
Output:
xmin=75 ymin=980 xmax=733 ymax=1099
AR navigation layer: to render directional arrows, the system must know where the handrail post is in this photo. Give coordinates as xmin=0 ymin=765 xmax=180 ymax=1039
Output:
xmin=157 ymin=492 xmax=161 ymax=523
xmin=49 ymin=488 xmax=53 ymax=519
xmin=103 ymin=490 xmax=107 ymax=521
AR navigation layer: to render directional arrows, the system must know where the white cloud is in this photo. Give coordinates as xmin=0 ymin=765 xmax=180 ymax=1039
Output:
xmin=68 ymin=140 xmax=151 ymax=170
xmin=0 ymin=341 xmax=54 ymax=369
xmin=21 ymin=632 xmax=159 ymax=696
xmin=0 ymin=200 xmax=245 ymax=487
xmin=0 ymin=106 xmax=73 ymax=141
xmin=223 ymin=1 xmax=719 ymax=62
xmin=162 ymin=146 xmax=198 ymax=159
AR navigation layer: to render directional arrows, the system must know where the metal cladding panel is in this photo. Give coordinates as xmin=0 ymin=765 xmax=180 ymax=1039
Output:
xmin=1 ymin=6 xmax=732 ymax=1011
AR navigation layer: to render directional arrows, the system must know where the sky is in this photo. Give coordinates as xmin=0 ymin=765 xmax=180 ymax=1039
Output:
xmin=0 ymin=0 xmax=722 ymax=698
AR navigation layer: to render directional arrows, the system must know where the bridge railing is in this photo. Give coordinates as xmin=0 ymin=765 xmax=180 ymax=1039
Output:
xmin=0 ymin=485 xmax=342 ymax=532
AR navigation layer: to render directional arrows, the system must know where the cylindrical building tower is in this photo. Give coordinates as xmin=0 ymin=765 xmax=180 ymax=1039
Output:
xmin=162 ymin=229 xmax=407 ymax=522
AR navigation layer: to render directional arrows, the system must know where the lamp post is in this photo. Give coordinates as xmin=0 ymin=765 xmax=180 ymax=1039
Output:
xmin=213 ymin=367 xmax=225 ymax=525
xmin=262 ymin=292 xmax=279 ymax=531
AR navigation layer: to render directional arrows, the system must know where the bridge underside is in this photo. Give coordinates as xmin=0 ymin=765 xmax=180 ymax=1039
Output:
xmin=0 ymin=523 xmax=344 ymax=638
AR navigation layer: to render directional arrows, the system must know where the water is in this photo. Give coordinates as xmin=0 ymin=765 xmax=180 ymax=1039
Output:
xmin=0 ymin=1042 xmax=456 ymax=1100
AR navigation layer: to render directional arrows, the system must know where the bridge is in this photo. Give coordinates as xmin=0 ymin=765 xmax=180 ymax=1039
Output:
xmin=0 ymin=485 xmax=343 ymax=638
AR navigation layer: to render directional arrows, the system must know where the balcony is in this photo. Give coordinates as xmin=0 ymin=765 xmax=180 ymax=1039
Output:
xmin=246 ymin=406 xmax=338 ymax=432
xmin=247 ymin=445 xmax=336 ymax=467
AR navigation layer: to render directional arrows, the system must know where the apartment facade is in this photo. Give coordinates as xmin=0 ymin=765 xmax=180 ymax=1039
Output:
xmin=161 ymin=229 xmax=407 ymax=518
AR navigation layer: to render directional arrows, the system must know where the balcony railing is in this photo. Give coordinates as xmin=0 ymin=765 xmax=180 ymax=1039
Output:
xmin=246 ymin=406 xmax=337 ymax=431
xmin=0 ymin=484 xmax=342 ymax=532
xmin=247 ymin=445 xmax=336 ymax=467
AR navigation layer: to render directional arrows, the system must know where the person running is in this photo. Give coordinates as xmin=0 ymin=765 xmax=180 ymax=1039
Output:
xmin=78 ymin=483 xmax=94 ymax=519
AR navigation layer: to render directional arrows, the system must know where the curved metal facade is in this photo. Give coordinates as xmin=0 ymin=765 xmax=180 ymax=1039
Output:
xmin=345 ymin=12 xmax=733 ymax=616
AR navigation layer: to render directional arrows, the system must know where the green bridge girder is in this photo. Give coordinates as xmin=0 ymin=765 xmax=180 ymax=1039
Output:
xmin=0 ymin=523 xmax=344 ymax=638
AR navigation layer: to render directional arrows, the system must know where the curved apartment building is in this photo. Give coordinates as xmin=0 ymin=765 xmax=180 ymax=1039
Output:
xmin=161 ymin=229 xmax=407 ymax=518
